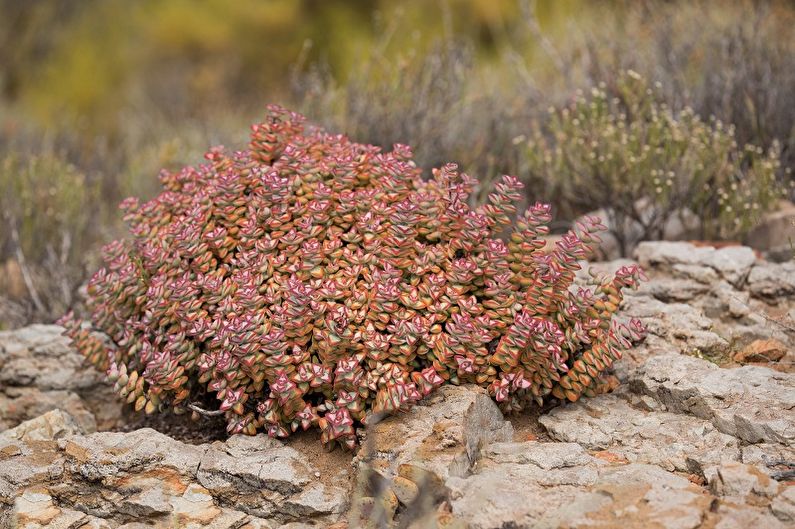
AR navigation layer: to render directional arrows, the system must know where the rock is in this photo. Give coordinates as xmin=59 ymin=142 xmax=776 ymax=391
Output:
xmin=704 ymin=246 xmax=758 ymax=287
xmin=446 ymin=442 xmax=603 ymax=528
xmin=630 ymin=354 xmax=795 ymax=445
xmin=707 ymin=501 xmax=788 ymax=529
xmin=634 ymin=241 xmax=757 ymax=287
xmin=0 ymin=387 xmax=99 ymax=435
xmin=0 ymin=324 xmax=121 ymax=433
xmin=734 ymin=339 xmax=789 ymax=364
xmin=746 ymin=199 xmax=795 ymax=261
xmin=1 ymin=422 xmax=348 ymax=527
xmin=747 ymin=261 xmax=795 ymax=299
xmin=361 ymin=385 xmax=513 ymax=482
xmin=539 ymin=393 xmax=740 ymax=474
xmin=672 ymin=263 xmax=720 ymax=284
xmin=771 ymin=486 xmax=795 ymax=522
xmin=0 ymin=409 xmax=83 ymax=443
xmin=577 ymin=464 xmax=710 ymax=529
xmin=705 ymin=462 xmax=781 ymax=501
xmin=2 ymin=240 xmax=795 ymax=529
xmin=620 ymin=295 xmax=729 ymax=358
xmin=62 ymin=428 xmax=205 ymax=482
xmin=11 ymin=490 xmax=96 ymax=529
xmin=642 ymin=277 xmax=710 ymax=302
xmin=635 ymin=241 xmax=718 ymax=269
xmin=449 ymin=440 xmax=788 ymax=529
xmin=448 ymin=447 xmax=720 ymax=529
xmin=0 ymin=325 xmax=96 ymax=390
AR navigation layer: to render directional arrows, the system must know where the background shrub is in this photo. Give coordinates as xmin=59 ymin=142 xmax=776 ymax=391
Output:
xmin=517 ymin=71 xmax=786 ymax=256
xmin=0 ymin=151 xmax=100 ymax=322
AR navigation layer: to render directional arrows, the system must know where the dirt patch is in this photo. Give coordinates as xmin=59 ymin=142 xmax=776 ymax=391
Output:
xmin=506 ymin=407 xmax=552 ymax=442
xmin=288 ymin=427 xmax=355 ymax=485
xmin=109 ymin=408 xmax=228 ymax=445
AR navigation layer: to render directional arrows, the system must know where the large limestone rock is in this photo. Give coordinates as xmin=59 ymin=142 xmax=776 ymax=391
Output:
xmin=634 ymin=241 xmax=757 ymax=288
xmin=0 ymin=414 xmax=349 ymax=528
xmin=0 ymin=324 xmax=121 ymax=433
xmin=747 ymin=261 xmax=795 ymax=299
xmin=619 ymin=294 xmax=729 ymax=359
xmin=746 ymin=199 xmax=795 ymax=262
xmin=630 ymin=353 xmax=795 ymax=445
xmin=359 ymin=384 xmax=514 ymax=482
xmin=447 ymin=445 xmax=789 ymax=529
xmin=539 ymin=393 xmax=740 ymax=473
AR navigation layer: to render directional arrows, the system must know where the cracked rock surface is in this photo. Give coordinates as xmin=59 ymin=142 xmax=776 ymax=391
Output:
xmin=1 ymin=242 xmax=794 ymax=528
xmin=0 ymin=324 xmax=121 ymax=433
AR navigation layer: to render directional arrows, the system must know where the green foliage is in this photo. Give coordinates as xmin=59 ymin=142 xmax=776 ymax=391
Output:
xmin=519 ymin=71 xmax=785 ymax=255
xmin=0 ymin=152 xmax=100 ymax=318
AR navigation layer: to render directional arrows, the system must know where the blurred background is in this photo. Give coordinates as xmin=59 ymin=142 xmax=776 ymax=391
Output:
xmin=1 ymin=0 xmax=793 ymax=327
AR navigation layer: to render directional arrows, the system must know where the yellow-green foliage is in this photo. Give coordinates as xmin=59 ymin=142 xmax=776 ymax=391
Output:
xmin=520 ymin=71 xmax=785 ymax=255
xmin=0 ymin=152 xmax=98 ymax=263
xmin=0 ymin=152 xmax=101 ymax=319
xmin=3 ymin=0 xmax=526 ymax=132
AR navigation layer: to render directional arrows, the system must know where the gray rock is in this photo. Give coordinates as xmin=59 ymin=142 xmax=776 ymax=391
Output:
xmin=630 ymin=354 xmax=795 ymax=445
xmin=61 ymin=428 xmax=205 ymax=482
xmin=672 ymin=263 xmax=720 ymax=284
xmin=448 ymin=453 xmax=715 ymax=529
xmin=361 ymin=384 xmax=513 ymax=482
xmin=741 ymin=443 xmax=795 ymax=469
xmin=0 ymin=387 xmax=98 ymax=434
xmin=2 ymin=423 xmax=347 ymax=528
xmin=635 ymin=241 xmax=757 ymax=287
xmin=446 ymin=442 xmax=602 ymax=528
xmin=706 ymin=501 xmax=787 ymax=529
xmin=10 ymin=490 xmax=90 ymax=529
xmin=634 ymin=241 xmax=716 ymax=269
xmin=620 ymin=295 xmax=729 ymax=357
xmin=747 ymin=261 xmax=795 ymax=299
xmin=579 ymin=464 xmax=709 ymax=529
xmin=197 ymin=434 xmax=348 ymax=520
xmin=539 ymin=394 xmax=740 ymax=473
xmin=771 ymin=486 xmax=795 ymax=522
xmin=0 ymin=439 xmax=65 ymax=495
xmin=0 ymin=324 xmax=120 ymax=433
xmin=641 ymin=277 xmax=710 ymax=302
xmin=0 ymin=409 xmax=83 ymax=443
xmin=705 ymin=462 xmax=781 ymax=500
xmin=0 ymin=324 xmax=97 ymax=390
xmin=704 ymin=246 xmax=757 ymax=287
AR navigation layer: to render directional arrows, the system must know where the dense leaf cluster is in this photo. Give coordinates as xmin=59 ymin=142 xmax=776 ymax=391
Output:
xmin=61 ymin=106 xmax=644 ymax=448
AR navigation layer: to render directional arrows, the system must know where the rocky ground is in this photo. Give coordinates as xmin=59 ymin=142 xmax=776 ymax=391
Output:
xmin=0 ymin=241 xmax=794 ymax=529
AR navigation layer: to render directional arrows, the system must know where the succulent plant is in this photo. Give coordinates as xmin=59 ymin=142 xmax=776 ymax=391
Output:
xmin=60 ymin=105 xmax=645 ymax=448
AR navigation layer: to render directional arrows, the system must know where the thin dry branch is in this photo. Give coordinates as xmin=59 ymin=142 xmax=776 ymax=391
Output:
xmin=10 ymin=225 xmax=46 ymax=315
